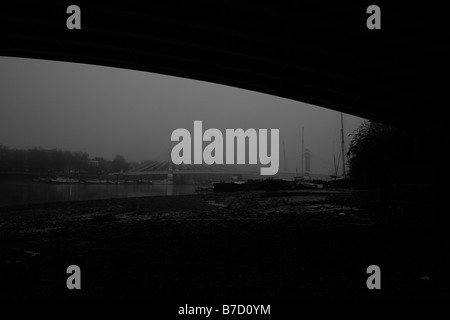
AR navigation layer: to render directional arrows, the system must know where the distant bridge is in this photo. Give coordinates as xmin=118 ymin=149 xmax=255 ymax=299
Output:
xmin=120 ymin=160 xmax=255 ymax=176
xmin=117 ymin=160 xmax=322 ymax=180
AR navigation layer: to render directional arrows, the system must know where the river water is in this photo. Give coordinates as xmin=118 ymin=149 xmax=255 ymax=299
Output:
xmin=0 ymin=180 xmax=199 ymax=207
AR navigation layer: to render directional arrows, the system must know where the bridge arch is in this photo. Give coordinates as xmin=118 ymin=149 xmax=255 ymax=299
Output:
xmin=1 ymin=1 xmax=448 ymax=128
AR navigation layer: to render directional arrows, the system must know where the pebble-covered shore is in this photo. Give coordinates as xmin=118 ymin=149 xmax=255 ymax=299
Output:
xmin=0 ymin=189 xmax=448 ymax=299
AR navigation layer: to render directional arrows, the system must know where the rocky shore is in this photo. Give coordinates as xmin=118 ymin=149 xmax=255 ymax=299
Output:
xmin=0 ymin=189 xmax=449 ymax=299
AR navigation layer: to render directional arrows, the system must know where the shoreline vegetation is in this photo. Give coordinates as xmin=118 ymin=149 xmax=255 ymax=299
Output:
xmin=1 ymin=189 xmax=448 ymax=299
xmin=0 ymin=145 xmax=131 ymax=176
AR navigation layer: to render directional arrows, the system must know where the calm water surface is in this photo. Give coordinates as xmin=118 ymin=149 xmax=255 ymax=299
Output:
xmin=0 ymin=180 xmax=199 ymax=207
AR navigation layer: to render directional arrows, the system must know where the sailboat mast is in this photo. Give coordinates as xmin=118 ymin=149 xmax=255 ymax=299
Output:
xmin=301 ymin=127 xmax=304 ymax=177
xmin=340 ymin=113 xmax=346 ymax=178
xmin=333 ymin=153 xmax=339 ymax=180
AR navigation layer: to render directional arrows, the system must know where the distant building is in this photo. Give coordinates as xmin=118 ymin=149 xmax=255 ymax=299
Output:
xmin=85 ymin=159 xmax=99 ymax=168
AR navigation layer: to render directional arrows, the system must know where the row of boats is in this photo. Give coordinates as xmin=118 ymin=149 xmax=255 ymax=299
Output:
xmin=212 ymin=176 xmax=354 ymax=192
xmin=31 ymin=177 xmax=173 ymax=185
xmin=212 ymin=178 xmax=329 ymax=192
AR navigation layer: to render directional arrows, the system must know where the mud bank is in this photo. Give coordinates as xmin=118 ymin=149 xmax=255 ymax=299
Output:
xmin=0 ymin=189 xmax=449 ymax=299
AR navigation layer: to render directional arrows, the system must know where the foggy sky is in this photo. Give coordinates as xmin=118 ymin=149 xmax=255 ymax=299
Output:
xmin=0 ymin=56 xmax=365 ymax=175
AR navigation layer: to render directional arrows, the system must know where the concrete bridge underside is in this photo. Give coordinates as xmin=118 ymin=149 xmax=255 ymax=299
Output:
xmin=1 ymin=1 xmax=448 ymax=129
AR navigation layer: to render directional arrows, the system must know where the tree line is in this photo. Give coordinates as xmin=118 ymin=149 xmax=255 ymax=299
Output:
xmin=346 ymin=120 xmax=416 ymax=188
xmin=0 ymin=145 xmax=132 ymax=174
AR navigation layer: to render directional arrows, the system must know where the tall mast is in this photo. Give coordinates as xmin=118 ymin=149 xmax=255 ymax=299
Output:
xmin=282 ymin=140 xmax=287 ymax=172
xmin=333 ymin=153 xmax=339 ymax=180
xmin=340 ymin=113 xmax=346 ymax=178
xmin=301 ymin=127 xmax=304 ymax=177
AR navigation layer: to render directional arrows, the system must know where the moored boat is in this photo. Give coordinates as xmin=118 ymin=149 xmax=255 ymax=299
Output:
xmin=195 ymin=186 xmax=213 ymax=192
xmin=84 ymin=179 xmax=108 ymax=184
xmin=49 ymin=177 xmax=79 ymax=184
xmin=153 ymin=179 xmax=173 ymax=185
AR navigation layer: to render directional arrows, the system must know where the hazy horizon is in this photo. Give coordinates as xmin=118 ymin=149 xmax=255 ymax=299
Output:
xmin=1 ymin=56 xmax=366 ymax=175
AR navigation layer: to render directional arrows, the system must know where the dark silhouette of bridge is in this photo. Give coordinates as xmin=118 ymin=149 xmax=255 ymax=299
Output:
xmin=125 ymin=160 xmax=249 ymax=176
xmin=121 ymin=160 xmax=316 ymax=181
xmin=1 ymin=2 xmax=448 ymax=129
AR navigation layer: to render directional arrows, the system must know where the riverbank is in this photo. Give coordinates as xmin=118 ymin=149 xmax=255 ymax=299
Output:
xmin=0 ymin=189 xmax=449 ymax=299
xmin=0 ymin=180 xmax=198 ymax=208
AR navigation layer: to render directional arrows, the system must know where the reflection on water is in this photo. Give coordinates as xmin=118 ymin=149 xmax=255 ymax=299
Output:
xmin=0 ymin=181 xmax=198 ymax=207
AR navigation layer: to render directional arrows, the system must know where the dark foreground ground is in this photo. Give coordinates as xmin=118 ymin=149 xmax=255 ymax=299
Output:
xmin=0 ymin=189 xmax=449 ymax=300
